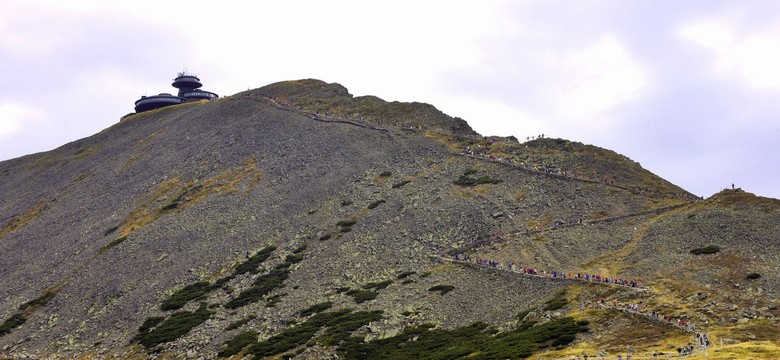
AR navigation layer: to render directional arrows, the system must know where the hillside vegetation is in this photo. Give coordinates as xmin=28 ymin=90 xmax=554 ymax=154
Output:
xmin=0 ymin=80 xmax=777 ymax=359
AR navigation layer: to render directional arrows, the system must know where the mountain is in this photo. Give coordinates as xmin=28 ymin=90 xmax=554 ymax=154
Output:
xmin=0 ymin=79 xmax=778 ymax=359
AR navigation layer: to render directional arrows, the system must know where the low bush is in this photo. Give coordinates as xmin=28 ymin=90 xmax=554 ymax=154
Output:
xmin=453 ymin=175 xmax=503 ymax=187
xmin=367 ymin=200 xmax=386 ymax=209
xmin=19 ymin=291 xmax=57 ymax=311
xmin=690 ymin=245 xmax=720 ymax=255
xmin=379 ymin=171 xmax=392 ymax=177
xmin=428 ymin=285 xmax=455 ymax=295
xmin=233 ymin=246 xmax=276 ymax=276
xmin=392 ymin=180 xmax=411 ymax=189
xmin=266 ymin=294 xmax=287 ymax=307
xmin=101 ymin=236 xmax=127 ymax=252
xmin=544 ymin=290 xmax=568 ymax=311
xmin=300 ymin=301 xmax=333 ymax=317
xmin=396 ymin=271 xmax=415 ymax=279
xmin=341 ymin=200 xmax=353 ymax=207
xmin=225 ymin=267 xmax=290 ymax=309
xmin=218 ymin=330 xmax=258 ymax=357
xmin=746 ymin=272 xmax=762 ymax=280
xmin=160 ymin=281 xmax=212 ymax=311
xmin=419 ymin=272 xmax=432 ymax=278
xmin=345 ymin=289 xmax=378 ymax=303
xmin=318 ymin=234 xmax=332 ymax=241
xmin=336 ymin=219 xmax=357 ymax=227
xmin=340 ymin=226 xmax=352 ymax=233
xmin=225 ymin=315 xmax=256 ymax=331
xmin=0 ymin=313 xmax=26 ymax=335
xmin=463 ymin=169 xmax=478 ymax=176
xmin=136 ymin=306 xmax=214 ymax=349
xmin=363 ymin=280 xmax=393 ymax=290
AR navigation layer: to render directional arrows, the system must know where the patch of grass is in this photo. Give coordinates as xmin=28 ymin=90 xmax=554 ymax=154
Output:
xmin=463 ymin=168 xmax=478 ymax=176
xmin=135 ymin=305 xmax=214 ymax=349
xmin=0 ymin=313 xmax=26 ymax=336
xmin=218 ymin=330 xmax=258 ymax=358
xmin=544 ymin=289 xmax=568 ymax=311
xmin=397 ymin=271 xmax=416 ymax=279
xmin=104 ymin=225 xmax=119 ymax=236
xmin=392 ymin=180 xmax=411 ymax=188
xmin=401 ymin=279 xmax=414 ymax=285
xmin=345 ymin=289 xmax=378 ymax=303
xmin=19 ymin=290 xmax=57 ymax=311
xmin=367 ymin=200 xmax=386 ymax=209
xmin=747 ymin=272 xmax=762 ymax=280
xmin=428 ymin=284 xmax=455 ymax=295
xmin=293 ymin=245 xmax=307 ymax=254
xmin=419 ymin=271 xmax=432 ymax=278
xmin=341 ymin=200 xmax=353 ymax=207
xmin=379 ymin=171 xmax=392 ymax=177
xmin=318 ymin=234 xmax=332 ymax=241
xmin=300 ymin=301 xmax=333 ymax=317
xmin=690 ymin=245 xmax=720 ymax=255
xmin=335 ymin=287 xmax=351 ymax=293
xmin=160 ymin=281 xmax=212 ymax=311
xmin=340 ymin=226 xmax=352 ymax=233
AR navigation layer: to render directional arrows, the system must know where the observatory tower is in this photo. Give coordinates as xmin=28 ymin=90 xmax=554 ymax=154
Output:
xmin=134 ymin=72 xmax=219 ymax=113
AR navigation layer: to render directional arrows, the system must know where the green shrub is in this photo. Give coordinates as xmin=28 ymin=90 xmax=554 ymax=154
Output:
xmin=379 ymin=171 xmax=392 ymax=177
xmin=392 ymin=180 xmax=411 ymax=188
xmin=345 ymin=289 xmax=378 ymax=303
xmin=463 ymin=169 xmax=478 ymax=176
xmin=225 ymin=267 xmax=290 ymax=309
xmin=104 ymin=225 xmax=119 ymax=236
xmin=337 ymin=316 xmax=588 ymax=359
xmin=363 ymin=280 xmax=393 ymax=290
xmin=341 ymin=200 xmax=353 ymax=207
xmin=266 ymin=294 xmax=287 ymax=307
xmin=160 ymin=281 xmax=212 ymax=311
xmin=367 ymin=200 xmax=386 ymax=209
xmin=340 ymin=226 xmax=352 ymax=233
xmin=335 ymin=287 xmax=351 ymax=293
xmin=233 ymin=246 xmax=276 ymax=276
xmin=419 ymin=271 xmax=432 ymax=278
xmin=690 ymin=245 xmax=720 ymax=255
xmin=101 ymin=236 xmax=127 ymax=252
xmin=300 ymin=301 xmax=333 ymax=317
xmin=218 ymin=330 xmax=258 ymax=357
xmin=19 ymin=291 xmax=57 ymax=311
xmin=135 ymin=306 xmax=214 ymax=349
xmin=747 ymin=272 xmax=761 ymax=280
xmin=428 ymin=285 xmax=455 ymax=295
xmin=544 ymin=290 xmax=568 ymax=311
xmin=453 ymin=175 xmax=503 ymax=187
xmin=397 ymin=271 xmax=415 ymax=279
xmin=225 ymin=315 xmax=256 ymax=331
xmin=0 ymin=313 xmax=26 ymax=335
xmin=285 ymin=253 xmax=304 ymax=265
xmin=293 ymin=245 xmax=308 ymax=254
xmin=318 ymin=234 xmax=332 ymax=241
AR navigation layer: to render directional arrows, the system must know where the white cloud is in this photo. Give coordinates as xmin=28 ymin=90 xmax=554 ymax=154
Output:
xmin=0 ymin=102 xmax=40 ymax=138
xmin=680 ymin=21 xmax=780 ymax=89
xmin=548 ymin=37 xmax=648 ymax=123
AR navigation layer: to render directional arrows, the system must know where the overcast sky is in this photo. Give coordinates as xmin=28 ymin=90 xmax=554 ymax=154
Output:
xmin=2 ymin=0 xmax=778 ymax=199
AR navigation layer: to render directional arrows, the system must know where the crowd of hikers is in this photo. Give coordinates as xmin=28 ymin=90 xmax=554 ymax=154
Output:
xmin=451 ymin=253 xmax=645 ymax=289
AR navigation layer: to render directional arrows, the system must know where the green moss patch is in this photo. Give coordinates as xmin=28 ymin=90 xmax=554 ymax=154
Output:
xmin=544 ymin=290 xmax=568 ymax=311
xmin=363 ymin=280 xmax=393 ymax=291
xmin=397 ymin=271 xmax=416 ymax=279
xmin=19 ymin=290 xmax=57 ymax=311
xmin=453 ymin=175 xmax=503 ymax=187
xmin=345 ymin=289 xmax=378 ymax=303
xmin=233 ymin=246 xmax=277 ymax=276
xmin=225 ymin=267 xmax=290 ymax=309
xmin=225 ymin=315 xmax=256 ymax=331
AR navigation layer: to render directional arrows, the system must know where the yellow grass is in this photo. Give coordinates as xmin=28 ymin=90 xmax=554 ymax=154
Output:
xmin=0 ymin=199 xmax=49 ymax=239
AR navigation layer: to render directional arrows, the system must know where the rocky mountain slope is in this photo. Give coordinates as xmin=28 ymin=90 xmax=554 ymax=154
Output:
xmin=0 ymin=80 xmax=777 ymax=359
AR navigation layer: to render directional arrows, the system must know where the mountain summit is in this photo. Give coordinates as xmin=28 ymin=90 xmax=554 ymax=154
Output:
xmin=1 ymin=80 xmax=778 ymax=359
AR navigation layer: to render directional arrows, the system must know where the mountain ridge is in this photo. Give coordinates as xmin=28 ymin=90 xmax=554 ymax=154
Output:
xmin=0 ymin=79 xmax=777 ymax=359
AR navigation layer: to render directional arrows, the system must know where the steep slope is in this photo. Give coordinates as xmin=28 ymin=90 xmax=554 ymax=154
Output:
xmin=0 ymin=81 xmax=776 ymax=359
